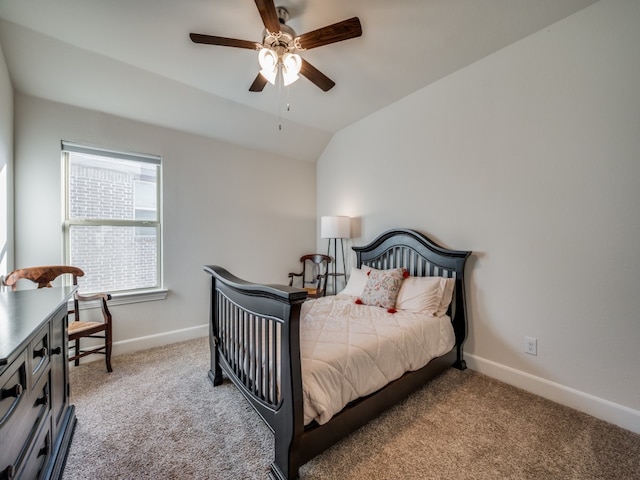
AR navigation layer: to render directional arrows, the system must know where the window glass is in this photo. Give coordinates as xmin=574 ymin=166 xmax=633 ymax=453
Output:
xmin=63 ymin=143 xmax=162 ymax=294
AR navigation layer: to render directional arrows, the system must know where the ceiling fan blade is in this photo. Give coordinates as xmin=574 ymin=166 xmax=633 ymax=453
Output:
xmin=190 ymin=33 xmax=258 ymax=50
xmin=296 ymin=17 xmax=362 ymax=50
xmin=249 ymin=74 xmax=268 ymax=92
xmin=300 ymin=59 xmax=335 ymax=92
xmin=254 ymin=0 xmax=281 ymax=34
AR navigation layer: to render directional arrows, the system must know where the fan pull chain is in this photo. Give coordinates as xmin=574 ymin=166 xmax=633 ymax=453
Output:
xmin=278 ymin=65 xmax=282 ymax=131
xmin=276 ymin=65 xmax=294 ymax=131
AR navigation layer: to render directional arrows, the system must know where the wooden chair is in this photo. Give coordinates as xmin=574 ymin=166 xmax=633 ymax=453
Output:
xmin=288 ymin=254 xmax=332 ymax=298
xmin=2 ymin=265 xmax=113 ymax=372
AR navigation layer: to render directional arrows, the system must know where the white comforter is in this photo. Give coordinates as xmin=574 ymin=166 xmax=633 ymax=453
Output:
xmin=300 ymin=294 xmax=455 ymax=425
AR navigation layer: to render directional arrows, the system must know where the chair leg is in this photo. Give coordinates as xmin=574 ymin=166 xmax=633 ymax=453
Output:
xmin=74 ymin=338 xmax=80 ymax=367
xmin=105 ymin=324 xmax=113 ymax=373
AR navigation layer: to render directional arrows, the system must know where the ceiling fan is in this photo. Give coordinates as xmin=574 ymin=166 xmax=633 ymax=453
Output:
xmin=189 ymin=0 xmax=362 ymax=92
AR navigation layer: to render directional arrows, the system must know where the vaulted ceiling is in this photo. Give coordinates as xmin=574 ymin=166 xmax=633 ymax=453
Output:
xmin=0 ymin=0 xmax=598 ymax=161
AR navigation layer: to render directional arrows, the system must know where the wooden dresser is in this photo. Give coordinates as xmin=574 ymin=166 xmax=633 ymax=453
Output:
xmin=0 ymin=287 xmax=76 ymax=480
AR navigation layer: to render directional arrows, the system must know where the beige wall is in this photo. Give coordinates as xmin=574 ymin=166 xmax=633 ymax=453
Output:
xmin=317 ymin=0 xmax=640 ymax=432
xmin=13 ymin=94 xmax=317 ymax=352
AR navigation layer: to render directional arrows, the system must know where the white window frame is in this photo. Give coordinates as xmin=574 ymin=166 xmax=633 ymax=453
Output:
xmin=62 ymin=141 xmax=166 ymax=305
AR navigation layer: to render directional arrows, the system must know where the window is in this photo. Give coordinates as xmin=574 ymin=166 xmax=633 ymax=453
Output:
xmin=62 ymin=142 xmax=162 ymax=296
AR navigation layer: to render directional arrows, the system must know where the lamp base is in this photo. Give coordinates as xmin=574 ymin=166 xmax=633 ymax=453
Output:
xmin=326 ymin=238 xmax=347 ymax=295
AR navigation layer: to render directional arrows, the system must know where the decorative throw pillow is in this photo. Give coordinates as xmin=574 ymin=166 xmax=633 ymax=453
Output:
xmin=339 ymin=266 xmax=375 ymax=297
xmin=395 ymin=276 xmax=456 ymax=316
xmin=359 ymin=268 xmax=407 ymax=309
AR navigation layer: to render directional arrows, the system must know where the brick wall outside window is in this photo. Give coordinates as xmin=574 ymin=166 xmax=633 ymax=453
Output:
xmin=67 ymin=159 xmax=158 ymax=293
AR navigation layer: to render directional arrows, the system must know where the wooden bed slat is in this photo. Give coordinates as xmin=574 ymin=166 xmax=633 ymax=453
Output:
xmin=213 ymin=288 xmax=288 ymax=409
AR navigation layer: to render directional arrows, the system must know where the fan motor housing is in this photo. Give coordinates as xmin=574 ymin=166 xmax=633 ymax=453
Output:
xmin=263 ymin=7 xmax=297 ymax=51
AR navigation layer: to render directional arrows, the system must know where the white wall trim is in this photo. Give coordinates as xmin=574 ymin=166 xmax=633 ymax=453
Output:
xmin=73 ymin=324 xmax=208 ymax=368
xmin=112 ymin=324 xmax=208 ymax=357
xmin=466 ymin=353 xmax=640 ymax=435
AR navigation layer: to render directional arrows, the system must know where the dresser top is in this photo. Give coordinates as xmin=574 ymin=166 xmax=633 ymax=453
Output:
xmin=0 ymin=286 xmax=76 ymax=365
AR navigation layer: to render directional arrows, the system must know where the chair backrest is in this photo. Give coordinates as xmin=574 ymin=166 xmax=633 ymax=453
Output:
xmin=298 ymin=254 xmax=331 ymax=297
xmin=2 ymin=266 xmax=85 ymax=321
xmin=2 ymin=266 xmax=85 ymax=291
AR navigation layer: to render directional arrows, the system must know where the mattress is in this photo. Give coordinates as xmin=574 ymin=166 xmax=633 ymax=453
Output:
xmin=300 ymin=294 xmax=455 ymax=425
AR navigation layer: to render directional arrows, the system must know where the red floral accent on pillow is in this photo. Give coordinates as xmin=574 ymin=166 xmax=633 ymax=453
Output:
xmin=403 ymin=270 xmax=410 ymax=278
xmin=355 ymin=298 xmax=363 ymax=305
xmin=387 ymin=308 xmax=397 ymax=314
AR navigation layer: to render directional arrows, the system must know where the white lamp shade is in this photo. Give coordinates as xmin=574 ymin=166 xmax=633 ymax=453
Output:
xmin=258 ymin=48 xmax=278 ymax=85
xmin=282 ymin=70 xmax=299 ymax=86
xmin=321 ymin=216 xmax=351 ymax=239
xmin=282 ymin=52 xmax=301 ymax=86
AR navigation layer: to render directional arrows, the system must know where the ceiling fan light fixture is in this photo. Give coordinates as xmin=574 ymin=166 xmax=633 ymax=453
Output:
xmin=259 ymin=66 xmax=278 ymax=85
xmin=282 ymin=71 xmax=299 ymax=87
xmin=189 ymin=2 xmax=361 ymax=93
xmin=258 ymin=47 xmax=278 ymax=84
xmin=282 ymin=52 xmax=302 ymax=86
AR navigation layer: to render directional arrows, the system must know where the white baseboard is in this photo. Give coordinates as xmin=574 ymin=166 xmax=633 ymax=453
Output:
xmin=465 ymin=353 xmax=640 ymax=435
xmin=112 ymin=324 xmax=209 ymax=356
xmin=74 ymin=324 xmax=209 ymax=367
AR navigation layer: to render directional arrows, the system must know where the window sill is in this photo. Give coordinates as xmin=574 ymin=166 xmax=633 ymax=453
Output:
xmin=74 ymin=289 xmax=168 ymax=310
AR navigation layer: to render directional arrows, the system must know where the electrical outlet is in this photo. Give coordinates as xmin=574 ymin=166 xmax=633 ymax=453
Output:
xmin=525 ymin=336 xmax=537 ymax=356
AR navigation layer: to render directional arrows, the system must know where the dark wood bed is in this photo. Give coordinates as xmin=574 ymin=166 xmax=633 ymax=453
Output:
xmin=204 ymin=228 xmax=471 ymax=479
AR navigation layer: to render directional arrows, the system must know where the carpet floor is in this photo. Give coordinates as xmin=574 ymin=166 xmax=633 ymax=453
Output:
xmin=63 ymin=337 xmax=640 ymax=479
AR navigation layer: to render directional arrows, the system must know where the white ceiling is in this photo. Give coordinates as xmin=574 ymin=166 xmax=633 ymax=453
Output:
xmin=0 ymin=0 xmax=597 ymax=162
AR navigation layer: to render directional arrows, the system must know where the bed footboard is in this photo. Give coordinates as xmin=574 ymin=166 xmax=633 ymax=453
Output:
xmin=204 ymin=265 xmax=307 ymax=480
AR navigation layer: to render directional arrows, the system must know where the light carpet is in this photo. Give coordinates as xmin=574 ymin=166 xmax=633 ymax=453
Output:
xmin=63 ymin=337 xmax=640 ymax=479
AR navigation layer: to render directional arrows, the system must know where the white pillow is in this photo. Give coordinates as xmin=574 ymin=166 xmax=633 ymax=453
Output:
xmin=395 ymin=276 xmax=455 ymax=317
xmin=338 ymin=266 xmax=375 ymax=297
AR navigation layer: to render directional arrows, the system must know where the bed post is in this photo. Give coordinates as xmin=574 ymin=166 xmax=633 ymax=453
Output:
xmin=208 ymin=273 xmax=224 ymax=386
xmin=452 ymin=275 xmax=468 ymax=371
xmin=270 ymin=299 xmax=305 ymax=480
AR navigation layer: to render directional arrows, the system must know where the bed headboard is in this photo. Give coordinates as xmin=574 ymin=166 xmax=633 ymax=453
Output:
xmin=353 ymin=228 xmax=471 ymax=368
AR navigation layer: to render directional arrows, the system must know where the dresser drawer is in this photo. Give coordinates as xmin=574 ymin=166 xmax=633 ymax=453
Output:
xmin=1 ymin=351 xmax=28 ymax=479
xmin=0 ymin=351 xmax=27 ymax=427
xmin=16 ymin=416 xmax=52 ymax=480
xmin=29 ymin=325 xmax=51 ymax=388
xmin=0 ymin=368 xmax=50 ymax=480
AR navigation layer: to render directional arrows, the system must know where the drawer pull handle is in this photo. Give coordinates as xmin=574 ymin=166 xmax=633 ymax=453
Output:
xmin=36 ymin=392 xmax=49 ymax=407
xmin=0 ymin=383 xmax=23 ymax=400
xmin=38 ymin=440 xmax=50 ymax=458
xmin=1 ymin=465 xmax=15 ymax=480
xmin=33 ymin=346 xmax=48 ymax=358
xmin=51 ymin=346 xmax=62 ymax=355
